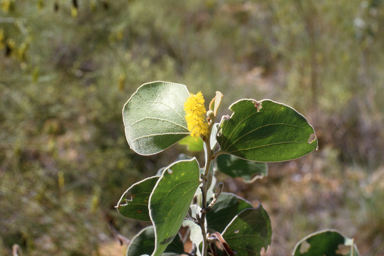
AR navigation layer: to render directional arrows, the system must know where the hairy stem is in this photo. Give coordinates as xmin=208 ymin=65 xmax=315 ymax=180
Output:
xmin=201 ymin=138 xmax=211 ymax=256
xmin=200 ymin=120 xmax=215 ymax=256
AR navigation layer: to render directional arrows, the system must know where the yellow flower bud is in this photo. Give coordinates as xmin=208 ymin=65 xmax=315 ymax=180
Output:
xmin=184 ymin=92 xmax=209 ymax=139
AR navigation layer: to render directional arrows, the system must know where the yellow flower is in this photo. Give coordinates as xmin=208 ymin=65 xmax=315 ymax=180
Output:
xmin=184 ymin=92 xmax=209 ymax=139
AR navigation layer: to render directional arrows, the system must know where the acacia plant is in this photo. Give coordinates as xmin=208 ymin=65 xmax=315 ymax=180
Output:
xmin=116 ymin=81 xmax=359 ymax=256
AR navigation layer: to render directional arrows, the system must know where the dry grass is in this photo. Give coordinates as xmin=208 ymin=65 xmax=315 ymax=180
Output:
xmin=1 ymin=1 xmax=384 ymax=255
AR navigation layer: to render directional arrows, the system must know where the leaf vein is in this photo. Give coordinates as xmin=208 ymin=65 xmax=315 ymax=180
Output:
xmin=131 ymin=132 xmax=190 ymax=142
xmin=227 ymin=141 xmax=308 ymax=153
xmin=222 ymin=110 xmax=259 ymax=149
xmin=128 ymin=117 xmax=188 ymax=131
xmin=224 ymin=123 xmax=304 ymax=150
xmin=147 ymin=100 xmax=186 ymax=120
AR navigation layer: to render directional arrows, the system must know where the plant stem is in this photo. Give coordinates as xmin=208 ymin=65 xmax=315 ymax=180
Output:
xmin=200 ymin=123 xmax=214 ymax=256
xmin=201 ymin=139 xmax=211 ymax=256
xmin=350 ymin=238 xmax=355 ymax=256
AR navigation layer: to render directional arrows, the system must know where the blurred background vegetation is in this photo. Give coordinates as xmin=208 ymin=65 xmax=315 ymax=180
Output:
xmin=1 ymin=0 xmax=384 ymax=255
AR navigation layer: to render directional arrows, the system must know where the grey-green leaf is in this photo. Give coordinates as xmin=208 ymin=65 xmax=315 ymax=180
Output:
xmin=182 ymin=220 xmax=204 ymax=256
xmin=116 ymin=176 xmax=159 ymax=221
xmin=217 ymin=99 xmax=318 ymax=162
xmin=222 ymin=204 xmax=272 ymax=256
xmin=206 ymin=192 xmax=253 ymax=233
xmin=123 ymin=81 xmax=190 ymax=155
xmin=150 ymin=158 xmax=200 ymax=256
xmin=210 ymin=123 xmax=220 ymax=150
xmin=292 ymin=229 xmax=360 ymax=256
xmin=216 ymin=154 xmax=268 ymax=183
xmin=127 ymin=226 xmax=185 ymax=256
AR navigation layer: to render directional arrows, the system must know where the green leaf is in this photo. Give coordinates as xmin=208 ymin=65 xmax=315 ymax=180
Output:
xmin=222 ymin=204 xmax=272 ymax=256
xmin=116 ymin=176 xmax=159 ymax=221
xmin=217 ymin=99 xmax=318 ymax=162
xmin=123 ymin=81 xmax=190 ymax=155
xmin=206 ymin=193 xmax=253 ymax=233
xmin=127 ymin=226 xmax=185 ymax=256
xmin=156 ymin=154 xmax=193 ymax=176
xmin=150 ymin=158 xmax=201 ymax=256
xmin=216 ymin=154 xmax=268 ymax=183
xmin=178 ymin=135 xmax=204 ymax=152
xmin=292 ymin=229 xmax=360 ymax=256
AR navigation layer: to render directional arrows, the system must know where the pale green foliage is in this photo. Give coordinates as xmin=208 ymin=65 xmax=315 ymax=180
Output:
xmin=118 ymin=81 xmax=319 ymax=256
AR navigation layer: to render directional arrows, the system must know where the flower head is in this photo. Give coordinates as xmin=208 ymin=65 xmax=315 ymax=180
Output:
xmin=184 ymin=92 xmax=209 ymax=139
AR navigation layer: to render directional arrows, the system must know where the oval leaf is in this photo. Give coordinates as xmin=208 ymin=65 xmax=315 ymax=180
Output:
xmin=206 ymin=192 xmax=253 ymax=233
xmin=123 ymin=81 xmax=190 ymax=155
xmin=292 ymin=229 xmax=360 ymax=256
xmin=216 ymin=154 xmax=268 ymax=183
xmin=217 ymin=99 xmax=318 ymax=162
xmin=149 ymin=158 xmax=200 ymax=256
xmin=116 ymin=176 xmax=159 ymax=221
xmin=127 ymin=226 xmax=185 ymax=256
xmin=222 ymin=204 xmax=272 ymax=256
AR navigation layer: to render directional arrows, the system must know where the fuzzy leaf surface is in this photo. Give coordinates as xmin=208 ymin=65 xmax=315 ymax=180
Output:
xmin=217 ymin=99 xmax=317 ymax=162
xmin=216 ymin=154 xmax=268 ymax=183
xmin=150 ymin=158 xmax=200 ymax=256
xmin=210 ymin=123 xmax=219 ymax=150
xmin=206 ymin=192 xmax=253 ymax=233
xmin=123 ymin=81 xmax=190 ymax=155
xmin=222 ymin=205 xmax=272 ymax=256
xmin=127 ymin=226 xmax=184 ymax=256
xmin=292 ymin=229 xmax=360 ymax=256
xmin=116 ymin=176 xmax=159 ymax=221
xmin=182 ymin=220 xmax=204 ymax=256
